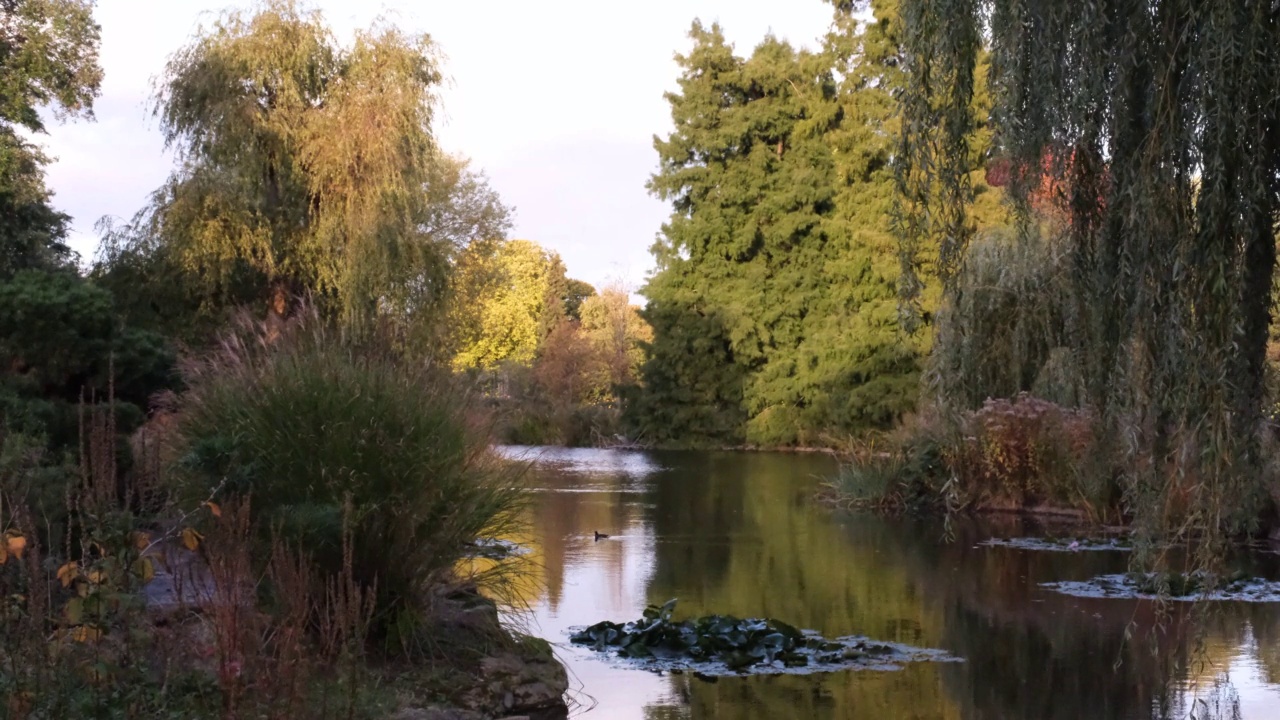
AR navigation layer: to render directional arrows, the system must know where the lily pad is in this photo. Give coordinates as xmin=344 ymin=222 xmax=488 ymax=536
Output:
xmin=978 ymin=536 xmax=1132 ymax=553
xmin=567 ymin=599 xmax=960 ymax=677
xmin=1042 ymin=572 xmax=1280 ymax=602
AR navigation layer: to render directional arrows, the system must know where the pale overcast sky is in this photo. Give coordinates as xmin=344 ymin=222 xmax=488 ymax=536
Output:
xmin=37 ymin=1 xmax=835 ymax=294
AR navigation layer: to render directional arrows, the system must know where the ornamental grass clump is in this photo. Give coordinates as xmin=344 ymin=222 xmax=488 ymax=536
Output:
xmin=167 ymin=308 xmax=527 ymax=643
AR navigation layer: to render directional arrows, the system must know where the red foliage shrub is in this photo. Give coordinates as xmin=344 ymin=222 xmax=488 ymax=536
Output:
xmin=949 ymin=393 xmax=1098 ymax=513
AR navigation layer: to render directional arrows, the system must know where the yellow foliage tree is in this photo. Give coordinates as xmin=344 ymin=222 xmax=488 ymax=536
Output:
xmin=450 ymin=239 xmax=566 ymax=371
xmin=578 ymin=284 xmax=652 ymax=402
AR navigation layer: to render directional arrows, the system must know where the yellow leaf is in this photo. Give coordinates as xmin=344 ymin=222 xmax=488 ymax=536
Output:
xmin=5 ymin=533 xmax=25 ymax=560
xmin=57 ymin=562 xmax=78 ymax=588
xmin=132 ymin=557 xmax=155 ymax=584
xmin=180 ymin=527 xmax=203 ymax=551
xmin=132 ymin=531 xmax=152 ymax=551
xmin=65 ymin=597 xmax=84 ymax=624
xmin=206 ymin=502 xmax=222 ymax=519
xmin=71 ymin=625 xmax=102 ymax=644
xmin=86 ymin=569 xmax=104 ymax=585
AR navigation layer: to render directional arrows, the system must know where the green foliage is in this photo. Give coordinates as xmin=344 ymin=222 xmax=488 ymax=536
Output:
xmin=169 ymin=309 xmax=527 ymax=638
xmin=0 ymin=0 xmax=102 ymax=134
xmin=0 ymin=0 xmax=103 ymax=278
xmin=562 ymin=279 xmax=596 ymax=321
xmin=625 ymin=303 xmax=747 ymax=447
xmin=0 ymin=133 xmax=74 ymax=276
xmin=631 ymin=2 xmax=1005 ymax=448
xmin=0 ymin=269 xmax=176 ymax=451
xmin=450 ymin=239 xmax=567 ymax=371
xmin=634 ymin=21 xmax=840 ymax=447
xmin=929 ymin=226 xmax=1082 ymax=409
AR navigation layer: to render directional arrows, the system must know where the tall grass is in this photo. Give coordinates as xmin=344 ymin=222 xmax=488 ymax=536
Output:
xmin=167 ymin=308 xmax=528 ymax=646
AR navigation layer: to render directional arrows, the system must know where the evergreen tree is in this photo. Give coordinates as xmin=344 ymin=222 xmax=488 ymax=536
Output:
xmin=633 ymin=23 xmax=845 ymax=446
xmin=632 ymin=4 xmax=1002 ymax=447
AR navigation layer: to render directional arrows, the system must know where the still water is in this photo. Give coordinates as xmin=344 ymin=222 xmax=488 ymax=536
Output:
xmin=499 ymin=446 xmax=1280 ymax=720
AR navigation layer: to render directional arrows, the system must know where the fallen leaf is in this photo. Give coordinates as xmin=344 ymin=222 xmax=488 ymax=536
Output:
xmin=180 ymin=527 xmax=203 ymax=551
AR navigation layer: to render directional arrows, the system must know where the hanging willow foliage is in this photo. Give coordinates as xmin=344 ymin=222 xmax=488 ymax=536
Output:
xmin=897 ymin=0 xmax=1280 ymax=556
xmin=136 ymin=0 xmax=447 ymax=338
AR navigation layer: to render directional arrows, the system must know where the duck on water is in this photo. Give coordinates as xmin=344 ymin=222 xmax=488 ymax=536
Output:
xmin=594 ymin=531 xmax=610 ymax=541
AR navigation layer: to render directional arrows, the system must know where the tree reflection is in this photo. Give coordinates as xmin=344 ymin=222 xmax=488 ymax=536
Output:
xmin=521 ymin=449 xmax=1277 ymax=720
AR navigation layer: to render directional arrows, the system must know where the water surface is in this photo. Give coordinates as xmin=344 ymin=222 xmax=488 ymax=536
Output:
xmin=499 ymin=446 xmax=1280 ymax=720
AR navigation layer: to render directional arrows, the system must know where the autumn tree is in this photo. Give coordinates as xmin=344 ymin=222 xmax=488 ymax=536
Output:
xmin=450 ymin=239 xmax=570 ymax=371
xmin=579 ymin=284 xmax=651 ymax=402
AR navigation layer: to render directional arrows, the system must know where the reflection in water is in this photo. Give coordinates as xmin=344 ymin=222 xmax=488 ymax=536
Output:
xmin=503 ymin=447 xmax=1280 ymax=719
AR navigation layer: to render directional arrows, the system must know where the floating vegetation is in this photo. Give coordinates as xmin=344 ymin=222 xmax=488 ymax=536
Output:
xmin=567 ymin=600 xmax=959 ymax=677
xmin=978 ymin=536 xmax=1131 ymax=553
xmin=462 ymin=538 xmax=530 ymax=560
xmin=1042 ymin=572 xmax=1280 ymax=603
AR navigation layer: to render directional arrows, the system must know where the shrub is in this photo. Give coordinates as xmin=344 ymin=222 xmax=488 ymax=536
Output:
xmin=823 ymin=396 xmax=1115 ymax=519
xmin=947 ymin=394 xmax=1108 ymax=514
xmin=168 ymin=310 xmax=527 ymax=641
xmin=822 ymin=413 xmax=952 ymax=512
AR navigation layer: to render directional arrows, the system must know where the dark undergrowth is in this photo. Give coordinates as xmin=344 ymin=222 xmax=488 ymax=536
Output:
xmin=0 ymin=312 xmax=541 ymax=719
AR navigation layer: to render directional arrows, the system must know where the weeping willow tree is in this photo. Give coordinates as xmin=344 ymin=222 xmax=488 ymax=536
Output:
xmin=896 ymin=0 xmax=1280 ymax=555
xmin=115 ymin=0 xmax=453 ymax=342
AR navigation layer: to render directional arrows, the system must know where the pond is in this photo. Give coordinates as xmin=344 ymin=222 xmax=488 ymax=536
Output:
xmin=498 ymin=446 xmax=1280 ymax=720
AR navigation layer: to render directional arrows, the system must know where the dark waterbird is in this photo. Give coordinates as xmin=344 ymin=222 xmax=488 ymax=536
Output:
xmin=594 ymin=531 xmax=610 ymax=541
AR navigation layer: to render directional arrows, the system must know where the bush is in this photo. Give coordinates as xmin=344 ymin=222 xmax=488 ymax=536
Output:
xmin=947 ymin=394 xmax=1109 ymax=514
xmin=168 ymin=311 xmax=527 ymax=641
xmin=823 ymin=396 xmax=1115 ymax=519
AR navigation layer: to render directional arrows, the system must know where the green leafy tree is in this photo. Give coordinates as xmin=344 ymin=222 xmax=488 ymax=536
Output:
xmin=0 ymin=0 xmax=102 ymax=276
xmin=562 ymin=279 xmax=596 ymax=321
xmin=0 ymin=269 xmax=175 ymax=451
xmin=633 ymin=3 xmax=1006 ymax=448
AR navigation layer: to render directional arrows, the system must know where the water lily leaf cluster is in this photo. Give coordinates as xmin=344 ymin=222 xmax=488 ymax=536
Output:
xmin=1043 ymin=572 xmax=1280 ymax=603
xmin=568 ymin=599 xmax=956 ymax=675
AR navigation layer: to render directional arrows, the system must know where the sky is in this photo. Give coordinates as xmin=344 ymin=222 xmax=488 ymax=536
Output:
xmin=36 ymin=0 xmax=837 ymax=296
